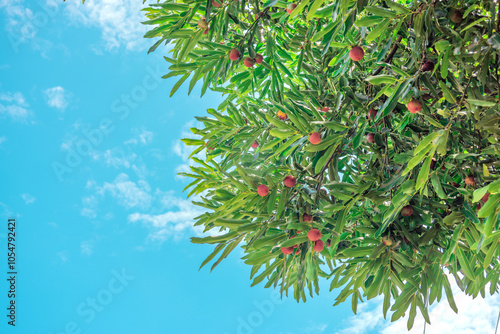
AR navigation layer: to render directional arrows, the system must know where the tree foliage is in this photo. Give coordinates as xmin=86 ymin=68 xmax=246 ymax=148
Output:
xmin=143 ymin=0 xmax=500 ymax=328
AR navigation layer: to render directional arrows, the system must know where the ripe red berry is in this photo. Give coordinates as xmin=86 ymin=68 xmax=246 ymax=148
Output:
xmin=367 ymin=108 xmax=377 ymax=121
xmin=401 ymin=205 xmax=413 ymax=217
xmin=281 ymin=246 xmax=294 ymax=255
xmin=309 ymin=132 xmax=322 ymax=145
xmin=286 ymin=3 xmax=297 ymax=14
xmin=255 ymin=54 xmax=263 ymax=64
xmin=244 ymin=57 xmax=255 ymax=68
xmin=408 ymin=100 xmax=422 ymax=113
xmin=284 ymin=175 xmax=296 ymax=188
xmin=257 ymin=184 xmax=269 ymax=196
xmin=277 ymin=111 xmax=288 ymax=120
xmin=303 ymin=213 xmax=312 ymax=223
xmin=367 ymin=133 xmax=375 ymax=143
xmin=349 ymin=46 xmax=365 ymax=61
xmin=251 ymin=140 xmax=259 ymax=148
xmin=321 ymin=106 xmax=331 ymax=113
xmin=308 ymin=229 xmax=321 ymax=241
xmin=313 ymin=240 xmax=324 ymax=252
xmin=229 ymin=49 xmax=240 ymax=61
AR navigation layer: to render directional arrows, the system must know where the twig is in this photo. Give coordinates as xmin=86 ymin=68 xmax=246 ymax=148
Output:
xmin=373 ymin=35 xmax=403 ymax=76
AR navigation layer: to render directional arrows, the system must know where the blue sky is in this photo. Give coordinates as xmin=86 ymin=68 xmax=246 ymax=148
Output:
xmin=0 ymin=1 xmax=499 ymax=333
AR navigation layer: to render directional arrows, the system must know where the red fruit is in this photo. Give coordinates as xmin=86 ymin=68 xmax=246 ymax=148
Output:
xmin=198 ymin=18 xmax=208 ymax=29
xmin=321 ymin=106 xmax=331 ymax=113
xmin=313 ymin=240 xmax=324 ymax=252
xmin=367 ymin=133 xmax=375 ymax=143
xmin=251 ymin=140 xmax=259 ymax=148
xmin=482 ymin=193 xmax=490 ymax=203
xmin=244 ymin=57 xmax=255 ymax=68
xmin=307 ymin=229 xmax=321 ymax=241
xmin=296 ymin=230 xmax=302 ymax=234
xmin=281 ymin=246 xmax=294 ymax=255
xmin=309 ymin=132 xmax=322 ymax=145
xmin=212 ymin=0 xmax=222 ymax=7
xmin=277 ymin=111 xmax=288 ymax=120
xmin=465 ymin=175 xmax=475 ymax=186
xmin=420 ymin=60 xmax=434 ymax=72
xmin=408 ymin=100 xmax=422 ymax=113
xmin=326 ymin=239 xmax=331 ymax=247
xmin=284 ymin=175 xmax=296 ymax=188
xmin=203 ymin=28 xmax=209 ymax=35
xmin=295 ymin=248 xmax=301 ymax=255
xmin=401 ymin=205 xmax=413 ymax=217
xmin=257 ymin=184 xmax=269 ymax=197
xmin=255 ymin=54 xmax=263 ymax=64
xmin=382 ymin=236 xmax=394 ymax=246
xmin=303 ymin=213 xmax=312 ymax=223
xmin=349 ymin=46 xmax=365 ymax=61
xmin=229 ymin=49 xmax=240 ymax=61
xmin=367 ymin=108 xmax=377 ymax=121
xmin=286 ymin=3 xmax=297 ymax=14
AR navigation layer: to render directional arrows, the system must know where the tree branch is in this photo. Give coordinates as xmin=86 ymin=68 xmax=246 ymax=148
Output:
xmin=372 ymin=35 xmax=403 ymax=76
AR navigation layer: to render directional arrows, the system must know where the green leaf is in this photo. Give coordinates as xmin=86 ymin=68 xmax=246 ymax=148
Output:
xmin=365 ymin=75 xmax=397 ymax=85
xmin=366 ymin=19 xmax=391 ymax=43
xmin=306 ymin=0 xmax=324 ymax=21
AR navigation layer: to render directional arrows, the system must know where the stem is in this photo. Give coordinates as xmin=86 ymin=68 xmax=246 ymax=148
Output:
xmin=373 ymin=35 xmax=403 ymax=76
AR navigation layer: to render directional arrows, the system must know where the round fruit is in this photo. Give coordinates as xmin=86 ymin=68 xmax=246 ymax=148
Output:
xmin=408 ymin=100 xmax=422 ymax=113
xmin=309 ymin=132 xmax=322 ymax=145
xmin=284 ymin=175 xmax=296 ymax=188
xmin=255 ymin=54 xmax=264 ymax=64
xmin=420 ymin=60 xmax=435 ymax=72
xmin=349 ymin=46 xmax=365 ymax=61
xmin=251 ymin=140 xmax=259 ymax=148
xmin=286 ymin=3 xmax=297 ymax=14
xmin=295 ymin=248 xmax=301 ymax=255
xmin=277 ymin=111 xmax=288 ymax=120
xmin=229 ymin=49 xmax=240 ymax=61
xmin=308 ymin=229 xmax=322 ymax=241
xmin=281 ymin=246 xmax=294 ymax=255
xmin=313 ymin=240 xmax=324 ymax=252
xmin=303 ymin=213 xmax=312 ymax=223
xmin=465 ymin=175 xmax=475 ymax=186
xmin=321 ymin=106 xmax=331 ymax=113
xmin=401 ymin=205 xmax=413 ymax=217
xmin=367 ymin=133 xmax=375 ymax=143
xmin=450 ymin=9 xmax=464 ymax=24
xmin=257 ymin=184 xmax=269 ymax=196
xmin=382 ymin=236 xmax=394 ymax=246
xmin=244 ymin=57 xmax=255 ymax=68
xmin=198 ymin=18 xmax=208 ymax=29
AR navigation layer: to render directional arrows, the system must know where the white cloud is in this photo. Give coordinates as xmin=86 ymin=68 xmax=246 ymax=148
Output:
xmin=128 ymin=191 xmax=207 ymax=242
xmin=0 ymin=91 xmax=31 ymax=122
xmin=125 ymin=128 xmax=154 ymax=146
xmin=56 ymin=251 xmax=69 ymax=264
xmin=21 ymin=193 xmax=35 ymax=204
xmin=64 ymin=0 xmax=149 ymax=51
xmin=81 ymin=240 xmax=94 ymax=256
xmin=90 ymin=148 xmax=137 ymax=169
xmin=44 ymin=86 xmax=69 ymax=110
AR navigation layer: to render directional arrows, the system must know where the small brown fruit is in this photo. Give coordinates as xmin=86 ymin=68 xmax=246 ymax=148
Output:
xmin=257 ymin=184 xmax=269 ymax=197
xmin=367 ymin=108 xmax=377 ymax=121
xmin=281 ymin=246 xmax=294 ymax=255
xmin=277 ymin=111 xmax=288 ymax=120
xmin=382 ymin=236 xmax=394 ymax=246
xmin=309 ymin=132 xmax=322 ymax=145
xmin=349 ymin=46 xmax=365 ymax=61
xmin=408 ymin=100 xmax=422 ymax=113
xmin=286 ymin=3 xmax=297 ymax=14
xmin=198 ymin=18 xmax=208 ymax=29
xmin=465 ymin=175 xmax=475 ymax=186
xmin=367 ymin=133 xmax=375 ymax=143
xmin=313 ymin=240 xmax=324 ymax=252
xmin=321 ymin=106 xmax=331 ymax=113
xmin=308 ymin=229 xmax=322 ymax=242
xmin=284 ymin=175 xmax=296 ymax=188
xmin=303 ymin=213 xmax=312 ymax=223
xmin=450 ymin=9 xmax=464 ymax=24
xmin=254 ymin=54 xmax=263 ymax=64
xmin=420 ymin=60 xmax=435 ymax=72
xmin=401 ymin=205 xmax=413 ymax=217
xmin=244 ymin=57 xmax=255 ymax=68
xmin=229 ymin=49 xmax=240 ymax=61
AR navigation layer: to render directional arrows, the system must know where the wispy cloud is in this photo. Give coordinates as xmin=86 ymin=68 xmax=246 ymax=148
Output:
xmin=81 ymin=240 xmax=94 ymax=256
xmin=90 ymin=148 xmax=137 ymax=169
xmin=0 ymin=91 xmax=31 ymax=122
xmin=64 ymin=0 xmax=149 ymax=51
xmin=125 ymin=128 xmax=154 ymax=146
xmin=21 ymin=193 xmax=35 ymax=204
xmin=44 ymin=86 xmax=69 ymax=110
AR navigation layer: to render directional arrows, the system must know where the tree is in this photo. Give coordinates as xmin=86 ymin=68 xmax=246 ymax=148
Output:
xmin=143 ymin=0 xmax=500 ymax=328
